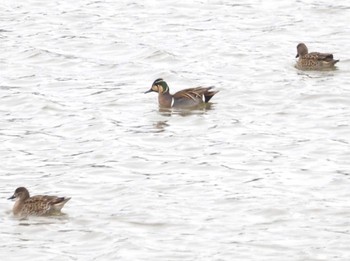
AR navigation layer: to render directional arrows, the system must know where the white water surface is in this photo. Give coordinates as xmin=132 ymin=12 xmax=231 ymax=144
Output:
xmin=1 ymin=0 xmax=350 ymax=260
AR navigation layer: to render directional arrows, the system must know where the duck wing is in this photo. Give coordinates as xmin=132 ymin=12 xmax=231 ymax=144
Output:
xmin=173 ymin=86 xmax=217 ymax=101
xmin=173 ymin=87 xmax=205 ymax=101
xmin=306 ymin=52 xmax=334 ymax=61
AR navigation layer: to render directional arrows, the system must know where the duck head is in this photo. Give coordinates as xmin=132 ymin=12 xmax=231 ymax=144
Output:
xmin=145 ymin=78 xmax=169 ymax=94
xmin=8 ymin=187 xmax=30 ymax=201
xmin=296 ymin=43 xmax=308 ymax=58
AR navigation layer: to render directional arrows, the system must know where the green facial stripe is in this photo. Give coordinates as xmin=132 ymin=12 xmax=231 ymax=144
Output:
xmin=161 ymin=84 xmax=169 ymax=93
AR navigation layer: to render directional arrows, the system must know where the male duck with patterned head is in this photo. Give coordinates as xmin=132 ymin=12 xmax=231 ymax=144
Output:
xmin=145 ymin=78 xmax=218 ymax=108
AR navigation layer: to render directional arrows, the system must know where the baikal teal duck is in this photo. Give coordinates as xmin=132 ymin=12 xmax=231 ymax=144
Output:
xmin=8 ymin=187 xmax=71 ymax=217
xmin=145 ymin=78 xmax=218 ymax=109
xmin=295 ymin=43 xmax=339 ymax=70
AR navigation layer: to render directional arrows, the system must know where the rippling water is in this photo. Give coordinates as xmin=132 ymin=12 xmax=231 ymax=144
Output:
xmin=1 ymin=0 xmax=350 ymax=260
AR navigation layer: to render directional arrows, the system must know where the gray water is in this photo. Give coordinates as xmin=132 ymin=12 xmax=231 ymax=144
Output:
xmin=1 ymin=0 xmax=350 ymax=260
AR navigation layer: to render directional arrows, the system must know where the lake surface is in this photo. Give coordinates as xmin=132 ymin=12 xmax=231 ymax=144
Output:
xmin=1 ymin=0 xmax=350 ymax=260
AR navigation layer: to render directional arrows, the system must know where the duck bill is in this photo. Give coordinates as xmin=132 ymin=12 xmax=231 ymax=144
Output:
xmin=8 ymin=195 xmax=15 ymax=200
xmin=295 ymin=54 xmax=299 ymax=58
xmin=144 ymin=89 xmax=153 ymax=94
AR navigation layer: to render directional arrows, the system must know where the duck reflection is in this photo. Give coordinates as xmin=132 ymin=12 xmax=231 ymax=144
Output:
xmin=150 ymin=103 xmax=215 ymax=132
xmin=153 ymin=120 xmax=169 ymax=132
xmin=160 ymin=102 xmax=215 ymax=117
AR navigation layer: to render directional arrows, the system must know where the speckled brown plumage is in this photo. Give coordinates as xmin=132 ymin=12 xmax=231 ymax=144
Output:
xmin=295 ymin=43 xmax=339 ymax=70
xmin=8 ymin=187 xmax=71 ymax=217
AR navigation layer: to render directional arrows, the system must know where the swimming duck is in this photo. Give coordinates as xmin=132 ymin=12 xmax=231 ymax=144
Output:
xmin=8 ymin=187 xmax=71 ymax=217
xmin=145 ymin=78 xmax=218 ymax=108
xmin=295 ymin=43 xmax=339 ymax=70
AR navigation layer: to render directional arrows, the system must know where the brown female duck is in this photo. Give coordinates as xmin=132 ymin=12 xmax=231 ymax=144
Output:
xmin=145 ymin=78 xmax=218 ymax=108
xmin=8 ymin=187 xmax=71 ymax=217
xmin=295 ymin=43 xmax=339 ymax=70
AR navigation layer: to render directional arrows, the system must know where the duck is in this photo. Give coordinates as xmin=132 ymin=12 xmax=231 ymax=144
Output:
xmin=295 ymin=43 xmax=339 ymax=70
xmin=8 ymin=187 xmax=71 ymax=217
xmin=145 ymin=78 xmax=218 ymax=108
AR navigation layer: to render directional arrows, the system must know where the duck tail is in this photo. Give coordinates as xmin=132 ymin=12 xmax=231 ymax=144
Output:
xmin=51 ymin=197 xmax=71 ymax=210
xmin=204 ymin=87 xmax=219 ymax=103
